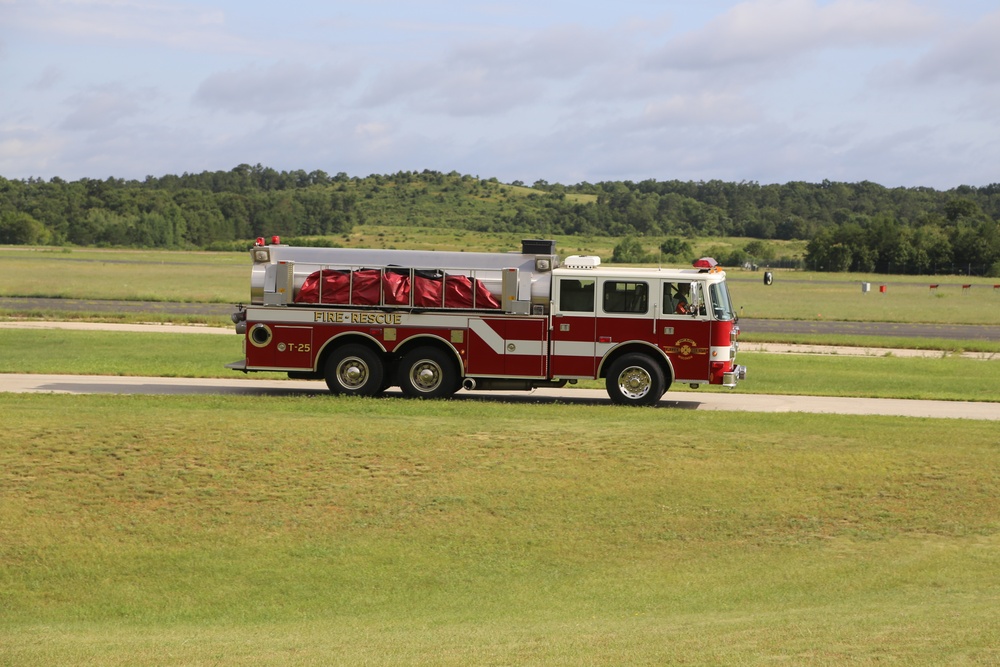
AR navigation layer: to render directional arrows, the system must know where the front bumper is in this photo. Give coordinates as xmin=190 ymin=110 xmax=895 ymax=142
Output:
xmin=723 ymin=364 xmax=747 ymax=388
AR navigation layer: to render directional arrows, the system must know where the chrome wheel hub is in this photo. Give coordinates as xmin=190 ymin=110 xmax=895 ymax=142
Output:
xmin=617 ymin=366 xmax=651 ymax=399
xmin=411 ymin=361 xmax=442 ymax=391
xmin=338 ymin=357 xmax=368 ymax=389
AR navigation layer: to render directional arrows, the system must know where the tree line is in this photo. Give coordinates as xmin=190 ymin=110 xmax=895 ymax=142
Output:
xmin=1 ymin=165 xmax=998 ymax=275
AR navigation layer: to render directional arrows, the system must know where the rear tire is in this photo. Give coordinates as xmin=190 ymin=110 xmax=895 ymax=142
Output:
xmin=398 ymin=346 xmax=459 ymax=399
xmin=324 ymin=344 xmax=384 ymax=396
xmin=605 ymin=353 xmax=666 ymax=406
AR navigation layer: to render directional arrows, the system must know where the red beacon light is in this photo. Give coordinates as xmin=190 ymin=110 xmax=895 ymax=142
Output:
xmin=271 ymin=235 xmax=281 ymax=245
xmin=254 ymin=235 xmax=281 ymax=247
xmin=693 ymin=257 xmax=720 ymax=272
xmin=255 ymin=237 xmax=265 ymax=247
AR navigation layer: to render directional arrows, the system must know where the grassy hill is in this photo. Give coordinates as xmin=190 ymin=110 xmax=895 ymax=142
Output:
xmin=5 ymin=168 xmax=997 ymax=276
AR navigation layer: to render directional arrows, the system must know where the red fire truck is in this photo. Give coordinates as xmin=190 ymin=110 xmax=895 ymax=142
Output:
xmin=227 ymin=237 xmax=746 ymax=405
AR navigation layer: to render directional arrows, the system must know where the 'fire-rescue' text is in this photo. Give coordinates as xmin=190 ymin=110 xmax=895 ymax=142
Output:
xmin=314 ymin=311 xmax=403 ymax=325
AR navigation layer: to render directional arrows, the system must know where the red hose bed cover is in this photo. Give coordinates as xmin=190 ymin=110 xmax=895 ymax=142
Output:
xmin=295 ymin=268 xmax=500 ymax=309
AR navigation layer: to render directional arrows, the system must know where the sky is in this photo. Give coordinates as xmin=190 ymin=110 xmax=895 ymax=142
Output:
xmin=2 ymin=0 xmax=999 ymax=189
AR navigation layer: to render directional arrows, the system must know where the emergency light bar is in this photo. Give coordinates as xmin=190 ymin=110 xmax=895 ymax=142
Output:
xmin=692 ymin=257 xmax=718 ymax=269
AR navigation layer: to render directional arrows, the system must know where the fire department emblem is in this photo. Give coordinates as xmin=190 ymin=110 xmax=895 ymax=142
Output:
xmin=663 ymin=338 xmax=707 ymax=360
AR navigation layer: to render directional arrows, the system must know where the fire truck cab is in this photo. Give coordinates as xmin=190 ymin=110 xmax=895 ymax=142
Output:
xmin=227 ymin=238 xmax=746 ymax=406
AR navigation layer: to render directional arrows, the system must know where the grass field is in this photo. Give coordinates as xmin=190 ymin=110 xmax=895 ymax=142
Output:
xmin=1 ymin=394 xmax=998 ymax=666
xmin=4 ymin=243 xmax=1000 ymax=325
xmin=728 ymin=273 xmax=1000 ymax=325
xmin=739 ymin=331 xmax=1000 ymax=354
xmin=1 ymin=247 xmax=246 ymax=303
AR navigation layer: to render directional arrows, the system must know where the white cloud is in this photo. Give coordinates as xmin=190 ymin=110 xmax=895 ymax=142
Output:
xmin=193 ymin=61 xmax=359 ymax=115
xmin=352 ymin=121 xmax=395 ymax=157
xmin=26 ymin=65 xmax=64 ymax=91
xmin=358 ymin=23 xmax=613 ymax=117
xmin=639 ymin=92 xmax=761 ymax=128
xmin=360 ymin=60 xmax=539 ymax=118
xmin=454 ymin=23 xmax=612 ymax=79
xmin=651 ymin=0 xmax=936 ymax=71
xmin=911 ymin=9 xmax=1000 ymax=85
xmin=0 ymin=124 xmax=67 ymax=176
xmin=59 ymin=84 xmax=156 ymax=131
xmin=7 ymin=0 xmax=254 ymax=54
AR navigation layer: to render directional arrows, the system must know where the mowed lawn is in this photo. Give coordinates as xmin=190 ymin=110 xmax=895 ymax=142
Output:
xmin=1 ymin=394 xmax=998 ymax=665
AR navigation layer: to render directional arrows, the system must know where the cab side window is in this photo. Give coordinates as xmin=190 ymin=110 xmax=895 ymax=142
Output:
xmin=663 ymin=282 xmax=691 ymax=315
xmin=559 ymin=278 xmax=595 ymax=312
xmin=603 ymin=281 xmax=648 ymax=314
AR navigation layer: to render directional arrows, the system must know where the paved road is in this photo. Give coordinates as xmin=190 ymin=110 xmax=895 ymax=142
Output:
xmin=2 ymin=374 xmax=997 ymax=421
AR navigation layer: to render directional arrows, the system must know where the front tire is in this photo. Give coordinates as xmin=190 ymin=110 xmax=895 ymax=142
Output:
xmin=325 ymin=344 xmax=384 ymax=396
xmin=398 ymin=346 xmax=459 ymax=399
xmin=605 ymin=353 xmax=666 ymax=406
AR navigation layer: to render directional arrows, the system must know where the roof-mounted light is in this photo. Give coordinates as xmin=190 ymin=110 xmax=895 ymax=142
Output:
xmin=693 ymin=257 xmax=721 ymax=272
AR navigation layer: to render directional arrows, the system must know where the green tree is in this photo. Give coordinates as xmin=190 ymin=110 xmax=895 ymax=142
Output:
xmin=909 ymin=225 xmax=950 ymax=274
xmin=611 ymin=237 xmax=650 ymax=263
xmin=0 ymin=211 xmax=50 ymax=245
xmin=658 ymin=237 xmax=692 ymax=260
xmin=743 ymin=240 xmax=776 ymax=264
xmin=951 ymin=219 xmax=1000 ymax=275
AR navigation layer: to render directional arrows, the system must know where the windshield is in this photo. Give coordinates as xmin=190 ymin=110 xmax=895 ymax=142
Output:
xmin=708 ymin=281 xmax=736 ymax=321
